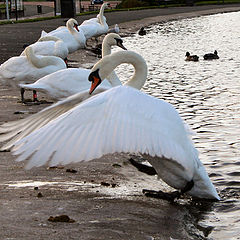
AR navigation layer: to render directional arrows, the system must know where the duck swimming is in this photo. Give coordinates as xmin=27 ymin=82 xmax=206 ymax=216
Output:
xmin=185 ymin=52 xmax=199 ymax=62
xmin=203 ymin=50 xmax=219 ymax=60
xmin=138 ymin=27 xmax=146 ymax=36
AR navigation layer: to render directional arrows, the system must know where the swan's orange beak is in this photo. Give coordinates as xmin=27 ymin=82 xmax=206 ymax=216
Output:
xmin=74 ymin=24 xmax=79 ymax=32
xmin=89 ymin=69 xmax=101 ymax=94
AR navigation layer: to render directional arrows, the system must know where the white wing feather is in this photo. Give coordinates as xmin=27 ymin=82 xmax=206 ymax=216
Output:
xmin=0 ymin=88 xmax=107 ymax=150
xmin=11 ymin=86 xmax=198 ymax=170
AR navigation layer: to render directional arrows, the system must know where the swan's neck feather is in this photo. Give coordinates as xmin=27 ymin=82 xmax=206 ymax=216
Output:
xmin=67 ymin=19 xmax=77 ymax=35
xmin=101 ymin=34 xmax=122 ymax=86
xmin=97 ymin=51 xmax=147 ymax=90
xmin=102 ymin=38 xmax=111 ymax=57
xmin=98 ymin=3 xmax=107 ymax=26
xmin=25 ymin=47 xmax=61 ymax=69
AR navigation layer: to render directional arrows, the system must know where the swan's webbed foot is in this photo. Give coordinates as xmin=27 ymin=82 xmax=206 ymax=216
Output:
xmin=143 ymin=180 xmax=194 ymax=202
xmin=143 ymin=189 xmax=181 ymax=202
xmin=129 ymin=158 xmax=157 ymax=176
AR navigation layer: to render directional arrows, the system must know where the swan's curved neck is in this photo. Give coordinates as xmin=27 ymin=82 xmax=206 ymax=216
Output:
xmin=100 ymin=36 xmax=121 ymax=86
xmin=102 ymin=37 xmax=112 ymax=57
xmin=25 ymin=47 xmax=59 ymax=68
xmin=67 ymin=20 xmax=77 ymax=35
xmin=98 ymin=4 xmax=107 ymax=26
xmin=98 ymin=51 xmax=147 ymax=90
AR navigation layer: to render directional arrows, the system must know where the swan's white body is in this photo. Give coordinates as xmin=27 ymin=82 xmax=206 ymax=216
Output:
xmin=42 ymin=18 xmax=86 ymax=53
xmin=19 ymin=33 xmax=125 ymax=100
xmin=0 ymin=46 xmax=66 ymax=88
xmin=19 ymin=68 xmax=112 ymax=100
xmin=0 ymin=51 xmax=219 ymax=200
xmin=20 ymin=36 xmax=69 ymax=60
xmin=79 ymin=3 xmax=109 ymax=39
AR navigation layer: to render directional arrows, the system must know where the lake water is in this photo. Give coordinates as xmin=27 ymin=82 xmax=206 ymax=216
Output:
xmin=114 ymin=11 xmax=240 ymax=240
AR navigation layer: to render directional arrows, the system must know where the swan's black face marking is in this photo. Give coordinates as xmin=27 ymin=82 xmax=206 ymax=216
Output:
xmin=115 ymin=38 xmax=127 ymax=50
xmin=89 ymin=69 xmax=102 ymax=94
xmin=74 ymin=23 xmax=79 ymax=32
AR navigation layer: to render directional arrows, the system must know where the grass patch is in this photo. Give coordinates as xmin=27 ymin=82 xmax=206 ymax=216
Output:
xmin=0 ymin=0 xmax=240 ymax=25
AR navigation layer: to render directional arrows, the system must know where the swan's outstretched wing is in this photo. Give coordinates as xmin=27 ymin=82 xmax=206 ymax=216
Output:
xmin=0 ymin=88 xmax=107 ymax=151
xmin=9 ymin=86 xmax=198 ymax=170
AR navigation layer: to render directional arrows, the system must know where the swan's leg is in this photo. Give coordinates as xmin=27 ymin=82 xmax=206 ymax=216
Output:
xmin=180 ymin=179 xmax=194 ymax=195
xmin=20 ymin=88 xmax=25 ymax=102
xmin=143 ymin=189 xmax=180 ymax=201
xmin=33 ymin=90 xmax=38 ymax=102
xmin=129 ymin=158 xmax=157 ymax=175
xmin=143 ymin=180 xmax=194 ymax=202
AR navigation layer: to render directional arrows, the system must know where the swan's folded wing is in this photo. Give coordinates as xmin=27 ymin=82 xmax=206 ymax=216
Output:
xmin=0 ymin=88 xmax=106 ymax=150
xmin=11 ymin=86 xmax=198 ymax=170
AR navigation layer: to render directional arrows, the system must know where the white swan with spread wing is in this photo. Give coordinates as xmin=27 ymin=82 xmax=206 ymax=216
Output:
xmin=0 ymin=50 xmax=145 ymax=150
xmin=0 ymin=51 xmax=219 ymax=201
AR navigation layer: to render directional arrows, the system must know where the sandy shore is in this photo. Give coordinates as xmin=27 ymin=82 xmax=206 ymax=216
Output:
xmin=1 ymin=4 xmax=240 ymax=240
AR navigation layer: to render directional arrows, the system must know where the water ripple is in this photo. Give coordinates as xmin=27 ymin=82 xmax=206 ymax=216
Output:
xmin=114 ymin=11 xmax=240 ymax=239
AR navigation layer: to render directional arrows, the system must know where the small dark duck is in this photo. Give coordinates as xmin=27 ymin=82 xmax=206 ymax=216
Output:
xmin=203 ymin=50 xmax=219 ymax=60
xmin=185 ymin=52 xmax=199 ymax=62
xmin=138 ymin=27 xmax=146 ymax=36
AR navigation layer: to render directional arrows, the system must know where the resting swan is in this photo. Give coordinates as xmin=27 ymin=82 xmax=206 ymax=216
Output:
xmin=42 ymin=18 xmax=86 ymax=53
xmin=20 ymin=36 xmax=69 ymax=61
xmin=0 ymin=46 xmax=67 ymax=102
xmin=0 ymin=51 xmax=219 ymax=201
xmin=0 ymin=50 xmax=145 ymax=151
xmin=19 ymin=33 xmax=127 ymax=101
xmin=79 ymin=3 xmax=109 ymax=40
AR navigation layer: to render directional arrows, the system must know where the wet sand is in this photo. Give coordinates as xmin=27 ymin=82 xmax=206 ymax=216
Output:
xmin=1 ymin=4 xmax=240 ymax=240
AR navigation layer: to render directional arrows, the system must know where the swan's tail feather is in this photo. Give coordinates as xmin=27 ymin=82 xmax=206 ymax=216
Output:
xmin=40 ymin=30 xmax=48 ymax=38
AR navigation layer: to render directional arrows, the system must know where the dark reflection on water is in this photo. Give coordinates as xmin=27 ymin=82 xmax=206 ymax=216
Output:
xmin=114 ymin=11 xmax=240 ymax=239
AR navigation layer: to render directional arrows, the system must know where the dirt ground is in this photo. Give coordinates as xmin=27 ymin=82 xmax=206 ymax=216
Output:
xmin=1 ymin=5 xmax=240 ymax=240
